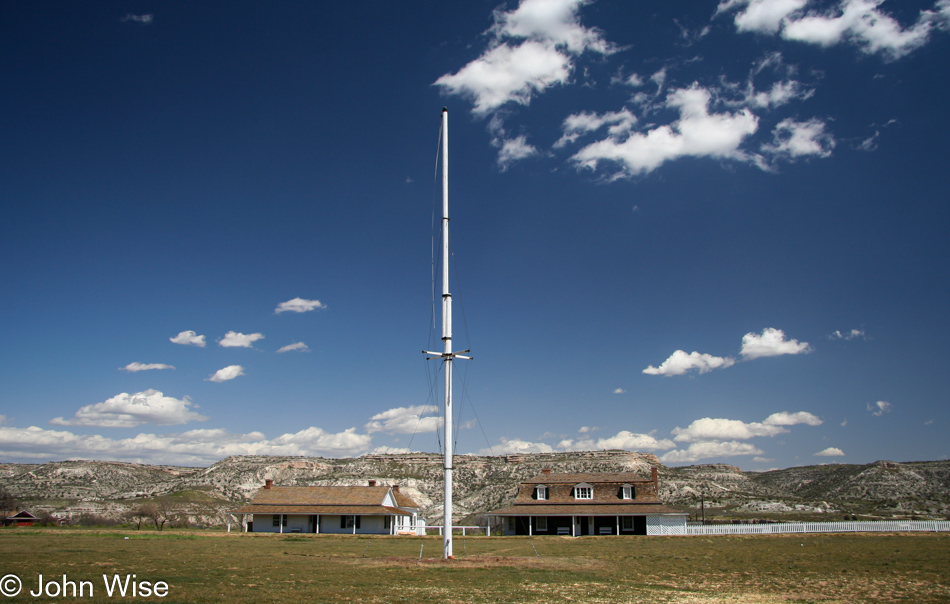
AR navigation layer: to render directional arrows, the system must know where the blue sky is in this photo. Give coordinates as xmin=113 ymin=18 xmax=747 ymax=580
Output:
xmin=2 ymin=0 xmax=949 ymax=469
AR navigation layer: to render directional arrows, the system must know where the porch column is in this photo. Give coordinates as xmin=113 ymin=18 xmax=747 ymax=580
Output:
xmin=280 ymin=514 xmax=284 ymax=534
xmin=571 ymin=516 xmax=576 ymax=537
xmin=316 ymin=515 xmax=320 ymax=534
xmin=528 ymin=517 xmax=533 ymax=537
xmin=352 ymin=516 xmax=356 ymax=535
xmin=616 ymin=516 xmax=619 ymax=535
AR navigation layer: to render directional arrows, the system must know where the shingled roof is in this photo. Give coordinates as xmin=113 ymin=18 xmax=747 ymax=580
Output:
xmin=488 ymin=469 xmax=684 ymax=517
xmin=231 ymin=483 xmax=419 ymax=516
xmin=520 ymin=472 xmax=656 ymax=484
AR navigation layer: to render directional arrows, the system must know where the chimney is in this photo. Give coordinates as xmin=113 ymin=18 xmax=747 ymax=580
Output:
xmin=392 ymin=484 xmax=400 ymax=493
xmin=264 ymin=479 xmax=273 ymax=489
xmin=368 ymin=479 xmax=377 ymax=487
xmin=541 ymin=468 xmax=552 ymax=474
xmin=651 ymin=467 xmax=659 ymax=493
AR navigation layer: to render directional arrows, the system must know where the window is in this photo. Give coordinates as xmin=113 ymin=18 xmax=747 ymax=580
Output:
xmin=621 ymin=516 xmax=634 ymax=531
xmin=574 ymin=486 xmax=592 ymax=500
xmin=384 ymin=516 xmax=391 ymax=530
xmin=535 ymin=486 xmax=548 ymax=500
xmin=272 ymin=514 xmax=287 ymax=527
xmin=341 ymin=515 xmax=361 ymax=529
xmin=536 ymin=517 xmax=548 ymax=531
xmin=621 ymin=485 xmax=634 ymax=500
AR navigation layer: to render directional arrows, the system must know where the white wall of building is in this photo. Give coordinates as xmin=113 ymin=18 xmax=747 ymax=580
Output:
xmin=646 ymin=515 xmax=688 ymax=536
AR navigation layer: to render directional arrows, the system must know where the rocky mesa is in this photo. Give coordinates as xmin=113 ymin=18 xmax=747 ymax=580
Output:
xmin=2 ymin=451 xmax=948 ymax=525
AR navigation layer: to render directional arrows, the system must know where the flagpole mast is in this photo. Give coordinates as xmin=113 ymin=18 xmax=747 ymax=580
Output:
xmin=441 ymin=106 xmax=454 ymax=560
xmin=424 ymin=108 xmax=471 ymax=559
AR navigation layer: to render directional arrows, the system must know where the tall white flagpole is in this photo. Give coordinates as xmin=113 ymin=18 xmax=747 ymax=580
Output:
xmin=425 ymin=107 xmax=470 ymax=559
xmin=441 ymin=106 xmax=454 ymax=560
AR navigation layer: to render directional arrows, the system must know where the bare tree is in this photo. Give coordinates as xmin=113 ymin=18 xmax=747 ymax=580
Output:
xmin=138 ymin=500 xmax=176 ymax=531
xmin=0 ymin=488 xmax=19 ymax=516
xmin=124 ymin=507 xmax=147 ymax=530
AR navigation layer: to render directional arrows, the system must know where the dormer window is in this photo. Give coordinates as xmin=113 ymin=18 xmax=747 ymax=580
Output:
xmin=574 ymin=483 xmax=593 ymax=500
xmin=535 ymin=486 xmax=548 ymax=501
xmin=621 ymin=484 xmax=634 ymax=500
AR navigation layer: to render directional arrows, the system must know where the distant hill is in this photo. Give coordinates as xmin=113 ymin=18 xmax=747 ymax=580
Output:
xmin=2 ymin=452 xmax=948 ymax=525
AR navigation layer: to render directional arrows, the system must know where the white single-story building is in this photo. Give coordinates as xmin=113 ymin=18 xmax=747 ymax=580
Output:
xmin=231 ymin=479 xmax=425 ymax=535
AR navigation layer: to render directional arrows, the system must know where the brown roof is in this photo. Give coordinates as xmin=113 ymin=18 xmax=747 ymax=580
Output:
xmin=230 ymin=504 xmax=409 ymax=516
xmin=245 ymin=485 xmax=418 ymax=508
xmin=513 ymin=481 xmax=660 ymax=505
xmin=522 ymin=472 xmax=654 ymax=484
xmin=391 ymin=489 xmax=418 ymax=509
xmin=487 ymin=503 xmax=685 ymax=516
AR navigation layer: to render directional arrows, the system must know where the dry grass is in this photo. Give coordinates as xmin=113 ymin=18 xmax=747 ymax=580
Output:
xmin=0 ymin=529 xmax=947 ymax=602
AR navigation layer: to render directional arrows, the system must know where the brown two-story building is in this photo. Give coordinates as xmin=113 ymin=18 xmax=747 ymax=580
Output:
xmin=487 ymin=468 xmax=686 ymax=536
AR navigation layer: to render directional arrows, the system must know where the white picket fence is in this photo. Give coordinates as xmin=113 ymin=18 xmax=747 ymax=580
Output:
xmin=686 ymin=520 xmax=950 ymax=536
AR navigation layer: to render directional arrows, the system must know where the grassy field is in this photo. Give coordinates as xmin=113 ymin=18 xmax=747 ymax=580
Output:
xmin=0 ymin=529 xmax=948 ymax=603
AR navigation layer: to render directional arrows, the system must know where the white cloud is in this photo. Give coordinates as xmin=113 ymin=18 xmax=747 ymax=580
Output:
xmin=170 ymin=330 xmax=206 ymax=347
xmin=717 ymin=0 xmax=809 ymax=33
xmin=829 ymin=328 xmax=866 ymax=340
xmin=49 ymin=390 xmax=208 ymax=428
xmin=120 ymin=362 xmax=175 ymax=372
xmin=740 ymin=327 xmax=811 ymax=359
xmin=785 ymin=0 xmax=942 ymax=59
xmin=434 ymin=0 xmax=613 ymax=115
xmin=208 ymin=365 xmax=245 ymax=383
xmin=121 ymin=14 xmax=153 ymax=24
xmin=275 ymin=297 xmax=326 ymax=313
xmin=645 ymin=328 xmax=811 ymax=376
xmin=364 ymin=405 xmax=441 ymax=434
xmin=555 ymin=109 xmax=638 ymax=148
xmin=749 ymin=80 xmax=813 ymax=109
xmin=218 ymin=331 xmax=264 ymax=348
xmin=868 ymin=400 xmax=892 ymax=416
xmin=667 ymin=412 xmax=821 ymax=461
xmin=473 ymin=412 xmax=816 ymax=459
xmin=484 ymin=438 xmax=556 ymax=455
xmin=559 ymin=431 xmax=676 ymax=452
xmin=370 ymin=446 xmax=413 ymax=454
xmin=722 ymin=0 xmax=950 ymax=60
xmin=436 ymin=41 xmax=572 ymax=115
xmin=815 ymin=446 xmax=845 ymax=456
xmin=940 ymin=0 xmax=950 ymax=25
xmin=276 ymin=342 xmax=310 ymax=353
xmin=489 ymin=0 xmax=613 ymax=53
xmin=643 ymin=349 xmax=736 ymax=377
xmin=673 ymin=417 xmax=783 ymax=442
xmin=613 ymin=388 xmax=625 ymax=394
xmin=661 ymin=440 xmax=764 ymax=463
xmin=762 ymin=118 xmax=835 ymax=159
xmin=764 ymin=411 xmax=823 ymax=426
xmin=624 ymin=73 xmax=644 ymax=87
xmin=570 ymin=84 xmax=759 ymax=179
xmin=496 ymin=135 xmax=541 ymax=169
xmin=0 ymin=424 xmax=372 ymax=465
